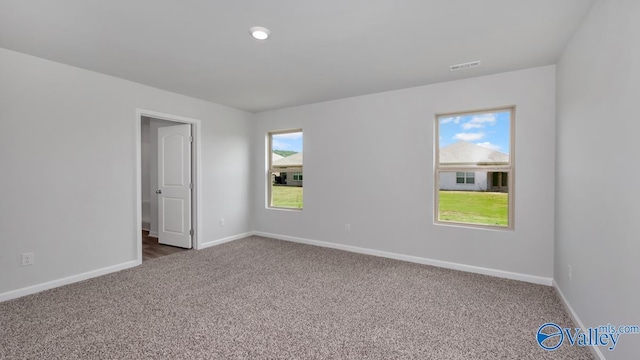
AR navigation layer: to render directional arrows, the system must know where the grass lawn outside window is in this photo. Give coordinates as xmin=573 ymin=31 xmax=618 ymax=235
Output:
xmin=271 ymin=186 xmax=303 ymax=209
xmin=438 ymin=191 xmax=508 ymax=226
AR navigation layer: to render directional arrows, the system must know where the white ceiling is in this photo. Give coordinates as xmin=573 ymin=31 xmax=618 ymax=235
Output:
xmin=0 ymin=0 xmax=594 ymax=112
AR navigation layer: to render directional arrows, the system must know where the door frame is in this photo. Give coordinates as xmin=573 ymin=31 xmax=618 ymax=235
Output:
xmin=135 ymin=109 xmax=203 ymax=264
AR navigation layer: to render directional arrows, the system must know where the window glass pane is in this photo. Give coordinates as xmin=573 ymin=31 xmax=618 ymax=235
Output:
xmin=436 ymin=108 xmax=513 ymax=229
xmin=466 ymin=173 xmax=475 ymax=184
xmin=270 ymin=131 xmax=303 ymax=209
xmin=438 ymin=171 xmax=509 ymax=227
xmin=438 ymin=111 xmax=511 ymax=165
xmin=270 ymin=180 xmax=303 ymax=209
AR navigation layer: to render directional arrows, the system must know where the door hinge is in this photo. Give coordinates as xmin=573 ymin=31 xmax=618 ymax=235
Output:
xmin=189 ymin=183 xmax=193 ymax=189
xmin=189 ymin=136 xmax=193 ymax=143
xmin=189 ymin=229 xmax=194 ymax=236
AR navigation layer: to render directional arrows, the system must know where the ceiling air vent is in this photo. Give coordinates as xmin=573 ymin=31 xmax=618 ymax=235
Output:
xmin=450 ymin=61 xmax=481 ymax=72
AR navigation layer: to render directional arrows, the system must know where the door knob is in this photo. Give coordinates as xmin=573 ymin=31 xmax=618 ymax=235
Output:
xmin=156 ymin=189 xmax=162 ymax=194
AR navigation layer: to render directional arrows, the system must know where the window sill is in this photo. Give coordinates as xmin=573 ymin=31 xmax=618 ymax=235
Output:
xmin=267 ymin=206 xmax=303 ymax=212
xmin=434 ymin=220 xmax=513 ymax=232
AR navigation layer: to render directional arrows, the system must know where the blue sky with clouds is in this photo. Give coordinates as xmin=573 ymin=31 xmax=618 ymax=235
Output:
xmin=439 ymin=110 xmax=511 ymax=154
xmin=272 ymin=131 xmax=303 ymax=152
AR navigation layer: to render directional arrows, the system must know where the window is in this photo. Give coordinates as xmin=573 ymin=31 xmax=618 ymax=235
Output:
xmin=456 ymin=172 xmax=475 ymax=184
xmin=435 ymin=107 xmax=514 ymax=229
xmin=268 ymin=130 xmax=303 ymax=209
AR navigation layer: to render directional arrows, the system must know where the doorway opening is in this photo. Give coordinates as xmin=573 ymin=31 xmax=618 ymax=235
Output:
xmin=141 ymin=230 xmax=187 ymax=261
xmin=135 ymin=109 xmax=202 ymax=264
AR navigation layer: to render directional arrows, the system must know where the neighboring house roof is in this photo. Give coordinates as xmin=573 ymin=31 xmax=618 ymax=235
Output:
xmin=272 ymin=153 xmax=284 ymax=162
xmin=440 ymin=141 xmax=509 ymax=165
xmin=272 ymin=152 xmax=303 ymax=167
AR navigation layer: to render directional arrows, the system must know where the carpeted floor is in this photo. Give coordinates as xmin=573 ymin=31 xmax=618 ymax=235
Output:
xmin=0 ymin=236 xmax=592 ymax=359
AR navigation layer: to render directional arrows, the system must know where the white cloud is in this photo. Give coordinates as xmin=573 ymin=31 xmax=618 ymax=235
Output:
xmin=476 ymin=142 xmax=501 ymax=151
xmin=454 ymin=132 xmax=485 ymax=141
xmin=440 ymin=116 xmax=462 ymax=124
xmin=461 ymin=114 xmax=497 ymax=130
xmin=271 ymin=139 xmax=291 ymax=150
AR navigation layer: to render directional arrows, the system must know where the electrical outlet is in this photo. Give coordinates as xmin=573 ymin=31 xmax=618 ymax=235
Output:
xmin=22 ymin=253 xmax=34 ymax=266
xmin=345 ymin=224 xmax=351 ymax=233
xmin=219 ymin=219 xmax=225 ymax=227
xmin=568 ymin=264 xmax=572 ymax=281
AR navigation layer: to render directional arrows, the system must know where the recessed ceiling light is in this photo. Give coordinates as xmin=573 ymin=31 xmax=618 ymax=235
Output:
xmin=249 ymin=26 xmax=270 ymax=41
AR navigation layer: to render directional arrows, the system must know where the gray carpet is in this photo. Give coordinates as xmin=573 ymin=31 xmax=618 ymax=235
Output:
xmin=0 ymin=236 xmax=592 ymax=359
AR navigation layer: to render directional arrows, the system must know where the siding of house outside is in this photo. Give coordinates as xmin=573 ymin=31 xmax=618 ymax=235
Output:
xmin=439 ymin=172 xmax=488 ymax=191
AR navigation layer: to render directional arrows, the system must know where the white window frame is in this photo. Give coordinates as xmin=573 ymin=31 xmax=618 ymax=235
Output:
xmin=268 ymin=129 xmax=303 ymax=210
xmin=434 ymin=106 xmax=515 ymax=230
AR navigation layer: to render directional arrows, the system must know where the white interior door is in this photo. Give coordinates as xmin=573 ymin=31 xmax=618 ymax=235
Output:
xmin=157 ymin=124 xmax=192 ymax=248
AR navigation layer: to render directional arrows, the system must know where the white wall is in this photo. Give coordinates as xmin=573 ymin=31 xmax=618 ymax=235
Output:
xmin=0 ymin=47 xmax=253 ymax=296
xmin=555 ymin=1 xmax=640 ymax=359
xmin=252 ymin=66 xmax=557 ymax=281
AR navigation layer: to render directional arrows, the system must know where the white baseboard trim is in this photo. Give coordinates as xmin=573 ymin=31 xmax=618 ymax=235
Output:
xmin=1 ymin=231 xmax=254 ymax=303
xmin=254 ymin=231 xmax=553 ymax=286
xmin=0 ymin=260 xmax=139 ymax=303
xmin=199 ymin=232 xmax=254 ymax=250
xmin=1 ymin=231 xmax=553 ymax=303
xmin=553 ymin=280 xmax=605 ymax=360
xmin=147 ymin=231 xmax=158 ymax=238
